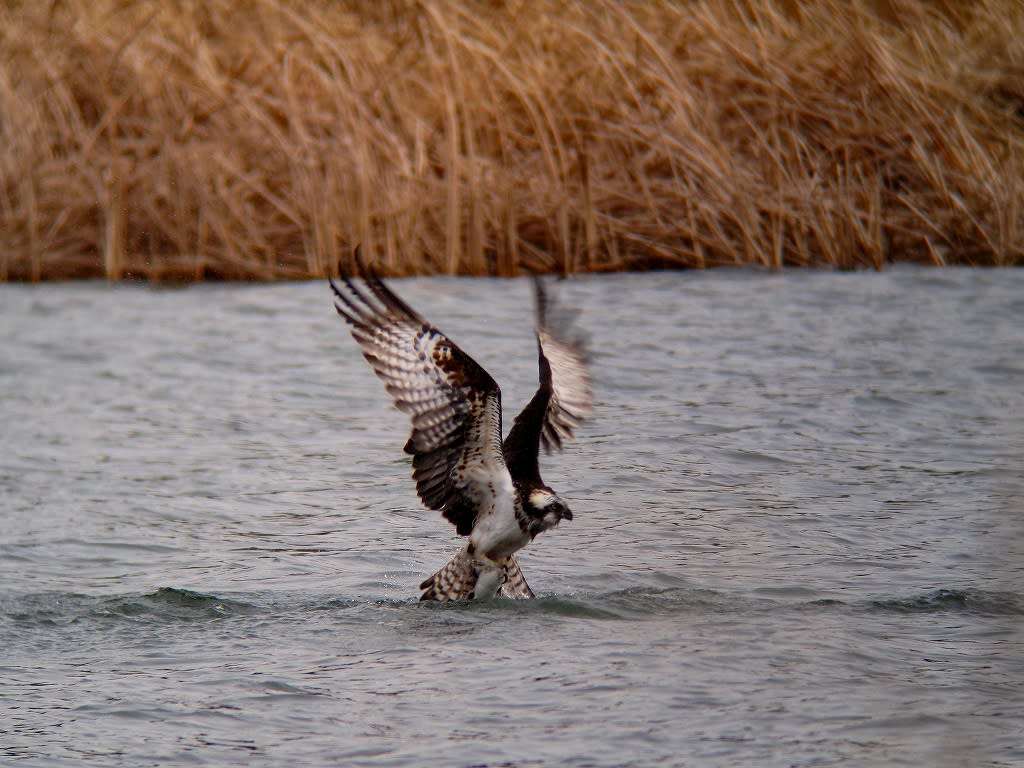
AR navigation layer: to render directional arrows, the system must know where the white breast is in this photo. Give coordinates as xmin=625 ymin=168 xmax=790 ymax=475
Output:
xmin=469 ymin=478 xmax=528 ymax=560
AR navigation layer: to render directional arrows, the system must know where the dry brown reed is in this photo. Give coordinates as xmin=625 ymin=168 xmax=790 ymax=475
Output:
xmin=1 ymin=0 xmax=1023 ymax=281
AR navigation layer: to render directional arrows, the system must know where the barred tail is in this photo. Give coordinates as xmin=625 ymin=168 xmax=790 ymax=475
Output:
xmin=500 ymin=555 xmax=535 ymax=599
xmin=419 ymin=548 xmax=534 ymax=601
xmin=419 ymin=547 xmax=481 ymax=601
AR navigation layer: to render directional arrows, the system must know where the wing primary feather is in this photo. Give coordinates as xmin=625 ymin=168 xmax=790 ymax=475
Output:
xmin=339 ymin=272 xmax=387 ymax=322
xmin=332 ymin=299 xmax=361 ymax=327
xmin=357 ymin=260 xmax=424 ymax=324
xmin=330 ymin=289 xmax=365 ymax=330
xmin=329 ymin=275 xmax=379 ymax=328
xmin=532 ymin=276 xmax=549 ymax=328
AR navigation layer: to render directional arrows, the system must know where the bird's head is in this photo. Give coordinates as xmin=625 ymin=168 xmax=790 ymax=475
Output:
xmin=527 ymin=487 xmax=573 ymax=532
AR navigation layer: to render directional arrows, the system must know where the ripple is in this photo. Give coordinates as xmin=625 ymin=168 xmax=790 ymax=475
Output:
xmin=1 ymin=588 xmax=264 ymax=629
xmin=870 ymin=588 xmax=1024 ymax=616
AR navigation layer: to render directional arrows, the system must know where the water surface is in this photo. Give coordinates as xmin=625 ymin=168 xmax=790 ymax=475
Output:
xmin=2 ymin=268 xmax=1022 ymax=766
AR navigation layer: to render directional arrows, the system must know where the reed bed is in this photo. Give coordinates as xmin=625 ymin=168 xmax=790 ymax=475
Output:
xmin=1 ymin=0 xmax=1022 ymax=281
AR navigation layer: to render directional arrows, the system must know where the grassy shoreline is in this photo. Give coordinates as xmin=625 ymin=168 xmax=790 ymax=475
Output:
xmin=2 ymin=0 xmax=1022 ymax=281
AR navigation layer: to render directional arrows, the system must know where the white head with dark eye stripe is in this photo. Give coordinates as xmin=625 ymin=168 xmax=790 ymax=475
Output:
xmin=527 ymin=487 xmax=573 ymax=530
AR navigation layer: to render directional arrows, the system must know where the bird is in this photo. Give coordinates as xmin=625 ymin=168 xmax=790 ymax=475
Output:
xmin=328 ymin=250 xmax=592 ymax=601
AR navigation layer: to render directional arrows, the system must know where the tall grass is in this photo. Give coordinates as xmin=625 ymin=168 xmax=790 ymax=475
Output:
xmin=1 ymin=0 xmax=1022 ymax=280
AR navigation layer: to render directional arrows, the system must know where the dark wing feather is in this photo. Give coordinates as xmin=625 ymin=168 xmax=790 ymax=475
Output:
xmin=503 ymin=278 xmax=593 ymax=482
xmin=533 ymin=278 xmax=593 ymax=451
xmin=330 ymin=256 xmax=508 ymax=536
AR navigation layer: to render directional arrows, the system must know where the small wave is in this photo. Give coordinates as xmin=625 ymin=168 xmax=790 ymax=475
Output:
xmin=1 ymin=588 xmax=263 ymax=629
xmin=318 ymin=589 xmax=692 ymax=620
xmin=596 ymin=586 xmax=735 ymax=617
xmin=299 ymin=585 xmax=1024 ymax=621
xmin=579 ymin=585 xmax=1024 ymax=619
xmin=870 ymin=588 xmax=1023 ymax=616
xmin=400 ymin=586 xmax=833 ymax=620
xmin=415 ymin=594 xmax=625 ymax=620
xmin=492 ymin=585 xmax=1024 ymax=620
xmin=123 ymin=587 xmax=263 ymax=619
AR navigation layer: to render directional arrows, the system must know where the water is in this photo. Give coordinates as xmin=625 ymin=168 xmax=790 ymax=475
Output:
xmin=2 ymin=268 xmax=1022 ymax=767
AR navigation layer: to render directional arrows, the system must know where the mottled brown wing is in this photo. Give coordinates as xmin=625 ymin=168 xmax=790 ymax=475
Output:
xmin=330 ymin=260 xmax=508 ymax=536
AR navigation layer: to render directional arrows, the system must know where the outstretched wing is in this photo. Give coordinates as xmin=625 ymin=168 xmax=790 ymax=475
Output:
xmin=330 ymin=258 xmax=508 ymax=536
xmin=503 ymin=278 xmax=593 ymax=482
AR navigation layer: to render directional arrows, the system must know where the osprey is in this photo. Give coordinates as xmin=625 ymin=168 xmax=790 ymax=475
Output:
xmin=329 ymin=254 xmax=592 ymax=601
